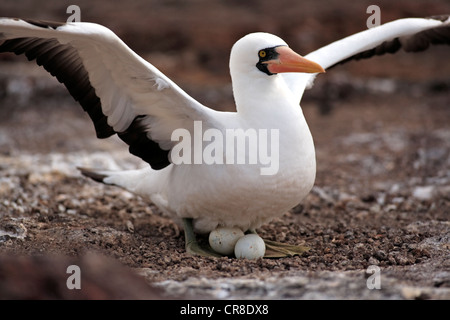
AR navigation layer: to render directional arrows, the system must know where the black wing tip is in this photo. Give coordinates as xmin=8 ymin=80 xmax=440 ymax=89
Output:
xmin=0 ymin=17 xmax=66 ymax=28
xmin=77 ymin=167 xmax=108 ymax=183
xmin=427 ymin=15 xmax=450 ymax=23
xmin=22 ymin=18 xmax=66 ymax=30
xmin=329 ymin=14 xmax=450 ymax=69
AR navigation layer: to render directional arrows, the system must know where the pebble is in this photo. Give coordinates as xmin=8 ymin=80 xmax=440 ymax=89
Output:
xmin=412 ymin=186 xmax=434 ymax=200
xmin=126 ymin=220 xmax=135 ymax=233
xmin=368 ymin=257 xmax=379 ymax=265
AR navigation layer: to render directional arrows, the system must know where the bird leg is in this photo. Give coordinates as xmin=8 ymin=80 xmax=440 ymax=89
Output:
xmin=182 ymin=218 xmax=222 ymax=258
xmin=247 ymin=229 xmax=310 ymax=258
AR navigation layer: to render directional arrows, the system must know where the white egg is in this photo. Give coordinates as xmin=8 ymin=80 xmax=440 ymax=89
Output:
xmin=208 ymin=227 xmax=245 ymax=255
xmin=234 ymin=234 xmax=266 ymax=259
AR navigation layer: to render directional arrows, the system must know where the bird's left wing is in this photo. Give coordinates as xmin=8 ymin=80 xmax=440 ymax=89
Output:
xmin=282 ymin=15 xmax=450 ymax=104
xmin=0 ymin=18 xmax=222 ymax=170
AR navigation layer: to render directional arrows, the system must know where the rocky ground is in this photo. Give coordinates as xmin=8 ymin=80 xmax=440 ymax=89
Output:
xmin=0 ymin=0 xmax=449 ymax=300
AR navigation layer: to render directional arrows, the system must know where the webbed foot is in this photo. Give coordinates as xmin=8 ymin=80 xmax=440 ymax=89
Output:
xmin=246 ymin=229 xmax=310 ymax=258
xmin=263 ymin=239 xmax=310 ymax=258
xmin=183 ymin=218 xmax=222 ymax=258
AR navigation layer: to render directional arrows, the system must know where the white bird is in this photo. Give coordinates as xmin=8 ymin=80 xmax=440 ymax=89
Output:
xmin=0 ymin=16 xmax=448 ymax=257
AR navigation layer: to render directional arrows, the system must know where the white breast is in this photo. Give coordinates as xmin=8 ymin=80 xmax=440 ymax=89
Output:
xmin=160 ymin=101 xmax=316 ymax=233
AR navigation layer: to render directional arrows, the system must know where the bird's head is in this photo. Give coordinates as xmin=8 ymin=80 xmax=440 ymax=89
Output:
xmin=230 ymin=32 xmax=324 ymax=79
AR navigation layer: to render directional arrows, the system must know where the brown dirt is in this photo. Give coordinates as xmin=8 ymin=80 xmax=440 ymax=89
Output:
xmin=0 ymin=0 xmax=449 ymax=299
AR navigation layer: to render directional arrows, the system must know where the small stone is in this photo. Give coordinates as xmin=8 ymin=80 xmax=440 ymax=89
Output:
xmin=394 ymin=254 xmax=409 ymax=265
xmin=368 ymin=257 xmax=379 ymax=265
xmin=126 ymin=220 xmax=134 ymax=233
xmin=374 ymin=250 xmax=387 ymax=261
xmin=412 ymin=186 xmax=434 ymax=200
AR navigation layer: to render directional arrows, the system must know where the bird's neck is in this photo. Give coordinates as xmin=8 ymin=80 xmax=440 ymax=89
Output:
xmin=232 ymin=74 xmax=298 ymax=120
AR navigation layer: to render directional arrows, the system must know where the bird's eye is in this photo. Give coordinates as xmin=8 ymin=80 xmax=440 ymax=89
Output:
xmin=259 ymin=50 xmax=267 ymax=58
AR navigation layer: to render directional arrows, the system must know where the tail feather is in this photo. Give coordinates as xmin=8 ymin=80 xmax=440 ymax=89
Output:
xmin=76 ymin=166 xmax=162 ymax=197
xmin=76 ymin=166 xmax=171 ymax=215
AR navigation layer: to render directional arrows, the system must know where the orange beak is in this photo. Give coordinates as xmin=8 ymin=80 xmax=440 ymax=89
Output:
xmin=265 ymin=46 xmax=325 ymax=74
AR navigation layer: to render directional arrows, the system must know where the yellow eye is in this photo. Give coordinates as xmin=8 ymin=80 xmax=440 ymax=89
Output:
xmin=259 ymin=50 xmax=266 ymax=58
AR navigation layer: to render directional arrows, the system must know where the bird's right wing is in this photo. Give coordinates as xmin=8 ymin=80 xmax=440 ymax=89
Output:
xmin=0 ymin=18 xmax=222 ymax=170
xmin=282 ymin=15 xmax=450 ymax=104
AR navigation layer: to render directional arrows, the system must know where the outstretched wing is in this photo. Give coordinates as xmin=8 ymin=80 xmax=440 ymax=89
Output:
xmin=0 ymin=18 xmax=221 ymax=169
xmin=282 ymin=15 xmax=450 ymax=104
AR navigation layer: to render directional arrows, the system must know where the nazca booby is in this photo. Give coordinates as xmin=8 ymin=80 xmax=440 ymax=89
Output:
xmin=0 ymin=16 xmax=449 ymax=257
